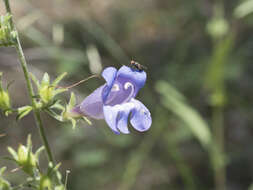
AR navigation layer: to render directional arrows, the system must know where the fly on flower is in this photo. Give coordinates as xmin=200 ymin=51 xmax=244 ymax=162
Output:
xmin=130 ymin=60 xmax=147 ymax=71
xmin=71 ymin=65 xmax=152 ymax=134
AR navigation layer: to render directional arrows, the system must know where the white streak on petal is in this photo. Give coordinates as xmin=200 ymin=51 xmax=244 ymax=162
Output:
xmin=124 ymin=82 xmax=135 ymax=103
xmin=111 ymin=84 xmax=120 ymax=92
xmin=124 ymin=82 xmax=133 ymax=90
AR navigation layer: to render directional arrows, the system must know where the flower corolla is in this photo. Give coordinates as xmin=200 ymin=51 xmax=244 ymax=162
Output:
xmin=72 ymin=66 xmax=152 ymax=134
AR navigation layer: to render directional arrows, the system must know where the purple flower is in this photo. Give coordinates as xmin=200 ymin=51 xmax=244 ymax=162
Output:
xmin=72 ymin=66 xmax=152 ymax=134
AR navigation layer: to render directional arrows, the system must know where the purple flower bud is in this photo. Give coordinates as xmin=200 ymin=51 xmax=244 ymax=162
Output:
xmin=72 ymin=66 xmax=152 ymax=134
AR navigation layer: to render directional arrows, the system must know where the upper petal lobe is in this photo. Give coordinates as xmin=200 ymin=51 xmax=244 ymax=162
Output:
xmin=102 ymin=67 xmax=117 ymax=102
xmin=117 ymin=66 xmax=147 ymax=97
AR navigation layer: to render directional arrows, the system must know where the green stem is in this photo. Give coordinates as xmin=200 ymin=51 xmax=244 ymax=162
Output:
xmin=212 ymin=106 xmax=226 ymax=190
xmin=3 ymin=0 xmax=14 ymax=28
xmin=3 ymin=0 xmax=55 ymax=165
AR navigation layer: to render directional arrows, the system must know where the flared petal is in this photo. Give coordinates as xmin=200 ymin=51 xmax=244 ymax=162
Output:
xmin=79 ymin=85 xmax=105 ymax=119
xmin=103 ymin=105 xmax=120 ymax=134
xmin=103 ymin=102 xmax=134 ymax=134
xmin=102 ymin=67 xmax=117 ymax=102
xmin=130 ymin=99 xmax=152 ymax=132
xmin=117 ymin=66 xmax=146 ymax=97
xmin=102 ymin=67 xmax=117 ymax=87
xmin=103 ymin=99 xmax=151 ymax=134
xmin=116 ymin=103 xmax=135 ymax=134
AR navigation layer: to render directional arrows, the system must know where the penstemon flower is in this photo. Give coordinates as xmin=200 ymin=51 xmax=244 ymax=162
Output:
xmin=71 ymin=65 xmax=152 ymax=134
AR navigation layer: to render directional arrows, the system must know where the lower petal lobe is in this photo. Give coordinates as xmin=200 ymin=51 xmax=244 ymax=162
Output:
xmin=103 ymin=99 xmax=151 ymax=134
xmin=103 ymin=105 xmax=120 ymax=134
xmin=130 ymin=99 xmax=152 ymax=132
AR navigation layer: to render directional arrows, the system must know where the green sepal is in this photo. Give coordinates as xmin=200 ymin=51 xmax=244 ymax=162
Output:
xmin=52 ymin=72 xmax=67 ymax=86
xmin=0 ymin=14 xmax=16 ymax=46
xmin=50 ymin=100 xmax=65 ymax=111
xmin=7 ymin=135 xmax=41 ymax=176
xmin=39 ymin=175 xmax=52 ymax=190
xmin=70 ymin=118 xmax=76 ymax=129
xmin=0 ymin=73 xmax=11 ymax=114
xmin=53 ymin=88 xmax=68 ymax=97
xmin=67 ymin=92 xmax=76 ymax=110
xmin=16 ymin=106 xmax=33 ymax=120
xmin=0 ymin=167 xmax=11 ymax=190
xmin=45 ymin=108 xmax=63 ymax=122
xmin=29 ymin=72 xmax=40 ymax=90
xmin=82 ymin=116 xmax=92 ymax=126
xmin=41 ymin=73 xmax=50 ymax=87
xmin=7 ymin=147 xmax=18 ymax=161
xmin=35 ymin=146 xmax=45 ymax=162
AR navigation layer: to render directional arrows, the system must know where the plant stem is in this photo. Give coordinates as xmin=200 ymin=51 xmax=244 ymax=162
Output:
xmin=3 ymin=0 xmax=55 ymax=165
xmin=3 ymin=0 xmax=14 ymax=28
xmin=212 ymin=106 xmax=226 ymax=190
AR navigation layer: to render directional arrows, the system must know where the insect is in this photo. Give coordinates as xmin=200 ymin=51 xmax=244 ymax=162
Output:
xmin=130 ymin=60 xmax=147 ymax=71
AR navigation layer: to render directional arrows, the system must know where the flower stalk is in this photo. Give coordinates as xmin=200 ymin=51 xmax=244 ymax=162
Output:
xmin=3 ymin=0 xmax=55 ymax=165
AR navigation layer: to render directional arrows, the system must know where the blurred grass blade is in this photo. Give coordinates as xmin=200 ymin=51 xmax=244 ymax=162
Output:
xmin=156 ymin=81 xmax=211 ymax=148
xmin=86 ymin=44 xmax=103 ymax=74
xmin=234 ymin=0 xmax=253 ymax=18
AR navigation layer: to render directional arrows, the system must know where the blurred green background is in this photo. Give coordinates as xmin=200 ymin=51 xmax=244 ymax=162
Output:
xmin=1 ymin=0 xmax=253 ymax=189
